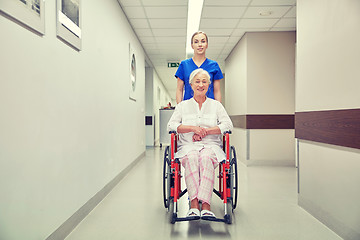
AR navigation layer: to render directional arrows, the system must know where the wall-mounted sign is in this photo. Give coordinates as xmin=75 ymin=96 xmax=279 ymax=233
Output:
xmin=167 ymin=62 xmax=179 ymax=68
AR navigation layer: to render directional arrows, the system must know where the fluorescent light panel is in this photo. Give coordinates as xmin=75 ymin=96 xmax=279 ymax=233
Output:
xmin=185 ymin=0 xmax=204 ymax=57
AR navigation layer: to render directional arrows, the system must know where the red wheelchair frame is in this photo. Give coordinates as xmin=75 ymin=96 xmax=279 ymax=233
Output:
xmin=163 ymin=131 xmax=238 ymax=224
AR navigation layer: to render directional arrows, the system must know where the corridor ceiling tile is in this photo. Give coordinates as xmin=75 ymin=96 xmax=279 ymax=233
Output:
xmin=135 ymin=28 xmax=153 ymax=37
xmin=150 ymin=58 xmax=167 ymax=65
xmin=158 ymin=43 xmax=186 ymax=50
xmin=201 ymin=28 xmax=233 ymax=36
xmin=273 ymin=18 xmax=296 ymax=28
xmin=202 ymin=6 xmax=247 ymax=18
xmin=152 ymin=28 xmax=186 ymax=37
xmin=231 ymin=29 xmax=246 ymax=37
xmin=205 ymin=45 xmax=225 ymax=52
xmin=228 ymin=35 xmax=243 ymax=43
xmin=129 ymin=19 xmax=149 ymax=28
xmin=123 ymin=7 xmax=146 ymax=18
xmin=155 ymin=36 xmax=186 ymax=44
xmin=139 ymin=36 xmax=156 ymax=44
xmin=118 ymin=0 xmax=141 ymax=7
xmin=237 ymin=27 xmax=270 ymax=32
xmin=238 ymin=18 xmax=279 ymax=28
xmin=145 ymin=48 xmax=161 ymax=55
xmin=141 ymin=0 xmax=187 ymax=6
xmin=205 ymin=53 xmax=218 ymax=59
xmin=204 ymin=0 xmax=251 ymax=6
xmin=251 ymin=0 xmax=296 ymax=6
xmin=284 ymin=6 xmax=296 ymax=18
xmin=154 ymin=49 xmax=184 ymax=56
xmin=200 ymin=19 xmax=239 ymax=29
xmin=142 ymin=43 xmax=159 ymax=49
xmin=208 ymin=36 xmax=231 ymax=44
xmin=243 ymin=6 xmax=292 ymax=18
xmin=149 ymin=54 xmax=184 ymax=62
xmin=144 ymin=6 xmax=187 ymax=19
xmin=148 ymin=19 xmax=186 ymax=29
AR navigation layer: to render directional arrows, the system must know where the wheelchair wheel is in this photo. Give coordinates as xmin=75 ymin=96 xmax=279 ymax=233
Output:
xmin=225 ymin=201 xmax=233 ymax=224
xmin=169 ymin=198 xmax=177 ymax=224
xmin=230 ymin=146 xmax=238 ymax=210
xmin=163 ymin=146 xmax=172 ymax=209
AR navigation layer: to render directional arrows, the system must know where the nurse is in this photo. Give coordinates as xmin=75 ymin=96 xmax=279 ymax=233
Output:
xmin=175 ymin=31 xmax=224 ymax=104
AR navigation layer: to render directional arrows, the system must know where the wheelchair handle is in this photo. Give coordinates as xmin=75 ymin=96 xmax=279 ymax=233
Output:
xmin=169 ymin=130 xmax=231 ymax=134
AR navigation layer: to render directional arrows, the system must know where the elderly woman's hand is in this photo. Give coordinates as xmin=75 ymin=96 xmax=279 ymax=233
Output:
xmin=192 ymin=126 xmax=207 ymax=138
xmin=192 ymin=134 xmax=202 ymax=142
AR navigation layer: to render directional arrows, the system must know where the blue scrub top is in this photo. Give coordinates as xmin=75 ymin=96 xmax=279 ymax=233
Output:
xmin=175 ymin=58 xmax=223 ymax=100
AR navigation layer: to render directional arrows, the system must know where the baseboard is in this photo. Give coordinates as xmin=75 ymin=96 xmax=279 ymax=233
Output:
xmin=298 ymin=195 xmax=360 ymax=240
xmin=46 ymin=151 xmax=146 ymax=240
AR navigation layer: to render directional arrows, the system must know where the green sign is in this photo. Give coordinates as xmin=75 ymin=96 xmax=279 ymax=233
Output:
xmin=168 ymin=62 xmax=179 ymax=68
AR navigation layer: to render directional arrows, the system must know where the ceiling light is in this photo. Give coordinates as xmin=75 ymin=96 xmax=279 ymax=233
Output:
xmin=185 ymin=0 xmax=204 ymax=58
xmin=259 ymin=11 xmax=272 ymax=16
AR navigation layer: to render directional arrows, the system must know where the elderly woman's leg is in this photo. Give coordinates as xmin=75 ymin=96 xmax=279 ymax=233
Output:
xmin=198 ymin=148 xmax=218 ymax=212
xmin=181 ymin=150 xmax=201 ymax=210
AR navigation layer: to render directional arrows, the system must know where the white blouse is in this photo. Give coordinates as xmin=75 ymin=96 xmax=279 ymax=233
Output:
xmin=167 ymin=98 xmax=233 ymax=162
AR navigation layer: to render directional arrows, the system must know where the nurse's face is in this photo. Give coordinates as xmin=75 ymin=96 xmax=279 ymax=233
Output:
xmin=191 ymin=33 xmax=208 ymax=55
xmin=191 ymin=73 xmax=209 ymax=97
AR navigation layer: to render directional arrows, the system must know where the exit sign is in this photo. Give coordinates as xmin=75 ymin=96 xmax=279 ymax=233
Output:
xmin=168 ymin=62 xmax=179 ymax=68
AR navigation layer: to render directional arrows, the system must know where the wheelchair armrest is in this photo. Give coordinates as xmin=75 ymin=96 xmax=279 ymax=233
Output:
xmin=169 ymin=131 xmax=177 ymax=134
xmin=223 ymin=131 xmax=232 ymax=135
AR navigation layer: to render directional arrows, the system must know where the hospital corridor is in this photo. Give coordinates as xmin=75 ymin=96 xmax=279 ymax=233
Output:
xmin=64 ymin=147 xmax=341 ymax=240
xmin=1 ymin=0 xmax=359 ymax=240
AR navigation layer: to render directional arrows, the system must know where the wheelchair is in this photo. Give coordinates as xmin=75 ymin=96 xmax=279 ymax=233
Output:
xmin=163 ymin=131 xmax=238 ymax=224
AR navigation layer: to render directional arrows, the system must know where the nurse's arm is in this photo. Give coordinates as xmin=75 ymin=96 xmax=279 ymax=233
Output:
xmin=176 ymin=78 xmax=184 ymax=104
xmin=213 ymin=79 xmax=222 ymax=102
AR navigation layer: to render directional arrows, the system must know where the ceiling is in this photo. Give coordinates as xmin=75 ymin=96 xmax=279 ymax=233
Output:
xmin=117 ymin=0 xmax=296 ymax=99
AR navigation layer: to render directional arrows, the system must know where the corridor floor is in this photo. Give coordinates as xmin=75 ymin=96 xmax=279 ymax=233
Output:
xmin=66 ymin=147 xmax=342 ymax=240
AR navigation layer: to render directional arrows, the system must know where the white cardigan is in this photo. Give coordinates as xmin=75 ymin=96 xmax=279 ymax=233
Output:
xmin=167 ymin=98 xmax=233 ymax=162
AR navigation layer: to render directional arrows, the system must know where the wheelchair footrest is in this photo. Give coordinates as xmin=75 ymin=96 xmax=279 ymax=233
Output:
xmin=174 ymin=216 xmax=200 ymax=222
xmin=201 ymin=216 xmax=226 ymax=223
xmin=171 ymin=215 xmax=231 ymax=224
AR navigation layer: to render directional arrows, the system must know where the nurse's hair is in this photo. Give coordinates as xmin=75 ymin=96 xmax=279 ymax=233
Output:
xmin=191 ymin=31 xmax=208 ymax=44
xmin=189 ymin=68 xmax=211 ymax=85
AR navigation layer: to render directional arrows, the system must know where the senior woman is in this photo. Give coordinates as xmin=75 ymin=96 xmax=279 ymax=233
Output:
xmin=167 ymin=68 xmax=233 ymax=220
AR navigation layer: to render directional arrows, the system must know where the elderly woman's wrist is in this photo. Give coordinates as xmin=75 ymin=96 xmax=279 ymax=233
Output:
xmin=191 ymin=126 xmax=196 ymax=133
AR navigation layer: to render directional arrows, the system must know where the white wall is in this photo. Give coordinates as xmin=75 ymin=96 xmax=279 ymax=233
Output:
xmin=226 ymin=32 xmax=295 ymax=166
xmin=296 ymin=0 xmax=360 ymax=112
xmin=0 ymin=1 xmax=146 ymax=239
xmin=145 ymin=67 xmax=154 ymax=146
xmin=297 ymin=1 xmax=360 ymax=239
xmin=225 ymin=35 xmax=248 ymax=116
xmin=247 ymin=32 xmax=295 ymax=114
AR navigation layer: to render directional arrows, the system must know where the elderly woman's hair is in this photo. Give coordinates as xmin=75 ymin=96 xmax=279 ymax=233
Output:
xmin=189 ymin=68 xmax=211 ymax=85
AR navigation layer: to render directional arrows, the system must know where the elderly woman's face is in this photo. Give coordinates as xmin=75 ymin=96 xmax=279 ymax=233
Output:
xmin=191 ymin=73 xmax=209 ymax=96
